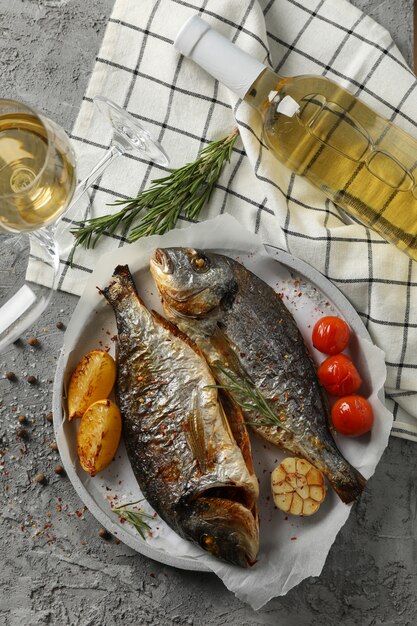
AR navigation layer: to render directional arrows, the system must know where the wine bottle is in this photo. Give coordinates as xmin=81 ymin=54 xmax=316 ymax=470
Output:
xmin=175 ymin=16 xmax=417 ymax=261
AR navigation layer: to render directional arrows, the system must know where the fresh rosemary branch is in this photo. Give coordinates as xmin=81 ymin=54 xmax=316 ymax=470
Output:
xmin=111 ymin=499 xmax=153 ymax=539
xmin=210 ymin=364 xmax=291 ymax=433
xmin=69 ymin=129 xmax=239 ymax=258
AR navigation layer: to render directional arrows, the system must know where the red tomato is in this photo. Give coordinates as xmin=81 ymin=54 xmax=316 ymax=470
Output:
xmin=317 ymin=354 xmax=362 ymax=396
xmin=331 ymin=395 xmax=374 ymax=436
xmin=312 ymin=316 xmax=350 ymax=355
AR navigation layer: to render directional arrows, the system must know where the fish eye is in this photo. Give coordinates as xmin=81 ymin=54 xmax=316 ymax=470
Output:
xmin=200 ymin=533 xmax=215 ymax=549
xmin=190 ymin=254 xmax=210 ymax=273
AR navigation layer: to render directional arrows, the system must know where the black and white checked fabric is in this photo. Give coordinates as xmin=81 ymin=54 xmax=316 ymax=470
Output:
xmin=54 ymin=0 xmax=417 ymax=440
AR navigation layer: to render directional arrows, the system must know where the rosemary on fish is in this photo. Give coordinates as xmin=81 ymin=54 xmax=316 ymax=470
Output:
xmin=111 ymin=499 xmax=153 ymax=539
xmin=209 ymin=364 xmax=291 ymax=433
xmin=69 ymin=129 xmax=239 ymax=259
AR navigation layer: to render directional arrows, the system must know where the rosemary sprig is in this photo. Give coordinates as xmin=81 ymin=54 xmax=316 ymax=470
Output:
xmin=111 ymin=499 xmax=153 ymax=539
xmin=69 ymin=129 xmax=239 ymax=258
xmin=210 ymin=364 xmax=291 ymax=434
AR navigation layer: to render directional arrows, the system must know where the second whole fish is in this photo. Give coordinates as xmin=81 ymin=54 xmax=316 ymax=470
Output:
xmin=150 ymin=247 xmax=367 ymax=504
xmin=101 ymin=264 xmax=259 ymax=567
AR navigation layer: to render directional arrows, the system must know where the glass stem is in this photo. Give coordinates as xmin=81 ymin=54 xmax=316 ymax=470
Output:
xmin=29 ymin=227 xmax=59 ymax=289
xmin=69 ymin=143 xmax=123 ymax=210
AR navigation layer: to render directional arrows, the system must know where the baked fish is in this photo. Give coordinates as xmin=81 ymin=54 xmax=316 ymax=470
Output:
xmin=150 ymin=248 xmax=367 ymax=504
xmin=102 ymin=265 xmax=259 ymax=567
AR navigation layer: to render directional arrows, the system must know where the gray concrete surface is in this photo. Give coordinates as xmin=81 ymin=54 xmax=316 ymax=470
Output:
xmin=0 ymin=1 xmax=416 ymax=624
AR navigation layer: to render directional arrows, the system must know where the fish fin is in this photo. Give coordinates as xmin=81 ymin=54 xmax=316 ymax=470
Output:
xmin=151 ymin=310 xmax=206 ymax=360
xmin=218 ymin=390 xmax=255 ymax=477
xmin=187 ymin=391 xmax=210 ymax=473
xmin=210 ymin=325 xmax=245 ymax=375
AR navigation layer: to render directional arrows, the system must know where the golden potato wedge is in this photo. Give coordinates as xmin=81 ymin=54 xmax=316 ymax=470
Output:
xmin=77 ymin=399 xmax=122 ymax=476
xmin=68 ymin=350 xmax=116 ymax=420
xmin=271 ymin=457 xmax=327 ymax=516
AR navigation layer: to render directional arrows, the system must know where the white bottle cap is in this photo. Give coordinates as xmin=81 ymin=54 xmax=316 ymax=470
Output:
xmin=174 ymin=15 xmax=266 ymax=99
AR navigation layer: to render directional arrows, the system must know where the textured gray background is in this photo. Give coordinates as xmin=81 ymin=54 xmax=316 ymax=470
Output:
xmin=0 ymin=1 xmax=416 ymax=625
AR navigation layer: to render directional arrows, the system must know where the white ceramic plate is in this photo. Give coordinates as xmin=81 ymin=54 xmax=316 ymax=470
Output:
xmin=52 ymin=216 xmax=390 ymax=576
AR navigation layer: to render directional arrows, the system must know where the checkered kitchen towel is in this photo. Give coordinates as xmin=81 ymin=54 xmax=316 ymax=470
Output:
xmin=56 ymin=0 xmax=417 ymax=440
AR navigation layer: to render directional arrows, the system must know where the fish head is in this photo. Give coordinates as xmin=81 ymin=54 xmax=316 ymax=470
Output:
xmin=150 ymin=247 xmax=237 ymax=317
xmin=177 ymin=493 xmax=259 ymax=568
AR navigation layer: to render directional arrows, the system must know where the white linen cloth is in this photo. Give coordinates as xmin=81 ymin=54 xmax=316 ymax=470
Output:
xmin=53 ymin=0 xmax=417 ymax=440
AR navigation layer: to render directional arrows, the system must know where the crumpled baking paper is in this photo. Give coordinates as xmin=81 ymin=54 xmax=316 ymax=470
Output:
xmin=54 ymin=214 xmax=392 ymax=610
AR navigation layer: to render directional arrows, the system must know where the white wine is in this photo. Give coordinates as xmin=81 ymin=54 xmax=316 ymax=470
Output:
xmin=0 ymin=112 xmax=76 ymax=233
xmin=175 ymin=17 xmax=417 ymax=261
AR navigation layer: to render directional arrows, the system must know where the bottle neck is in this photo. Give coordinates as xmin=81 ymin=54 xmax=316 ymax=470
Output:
xmin=174 ymin=16 xmax=286 ymax=111
xmin=243 ymin=67 xmax=286 ymax=113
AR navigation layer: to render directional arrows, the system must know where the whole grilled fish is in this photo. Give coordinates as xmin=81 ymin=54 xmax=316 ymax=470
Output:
xmin=102 ymin=265 xmax=259 ymax=567
xmin=150 ymin=248 xmax=367 ymax=504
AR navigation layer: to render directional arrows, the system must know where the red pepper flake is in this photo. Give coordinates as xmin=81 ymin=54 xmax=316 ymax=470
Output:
xmin=57 ymin=505 xmax=62 ymax=512
xmin=75 ymin=510 xmax=82 ymax=518
xmin=294 ymin=280 xmax=299 ymax=287
xmin=149 ymin=573 xmax=155 ymax=578
xmin=115 ymin=540 xmax=121 ymax=545
xmin=291 ymin=536 xmax=297 ymax=540
xmin=149 ymin=532 xmax=153 ymax=538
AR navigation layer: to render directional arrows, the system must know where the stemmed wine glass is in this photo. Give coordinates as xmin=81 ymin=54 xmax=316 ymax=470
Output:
xmin=0 ymin=97 xmax=169 ymax=352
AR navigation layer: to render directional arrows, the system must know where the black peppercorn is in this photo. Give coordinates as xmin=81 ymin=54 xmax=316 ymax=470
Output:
xmin=98 ymin=527 xmax=110 ymax=540
xmin=54 ymin=464 xmax=66 ymax=476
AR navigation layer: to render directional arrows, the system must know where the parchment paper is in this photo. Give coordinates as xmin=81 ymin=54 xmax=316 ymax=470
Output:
xmin=54 ymin=215 xmax=392 ymax=609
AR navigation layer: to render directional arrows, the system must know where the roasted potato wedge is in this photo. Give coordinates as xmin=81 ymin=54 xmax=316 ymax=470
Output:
xmin=77 ymin=399 xmax=122 ymax=476
xmin=68 ymin=350 xmax=116 ymax=420
xmin=271 ymin=457 xmax=326 ymax=516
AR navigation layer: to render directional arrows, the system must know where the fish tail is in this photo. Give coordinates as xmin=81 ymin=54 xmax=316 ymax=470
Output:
xmin=101 ymin=265 xmax=142 ymax=308
xmin=330 ymin=466 xmax=367 ymax=504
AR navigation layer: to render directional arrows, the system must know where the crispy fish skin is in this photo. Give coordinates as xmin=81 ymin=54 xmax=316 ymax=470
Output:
xmin=101 ymin=265 xmax=259 ymax=567
xmin=150 ymin=248 xmax=367 ymax=504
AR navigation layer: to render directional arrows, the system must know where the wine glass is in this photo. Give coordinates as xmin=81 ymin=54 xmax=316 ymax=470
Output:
xmin=0 ymin=97 xmax=169 ymax=352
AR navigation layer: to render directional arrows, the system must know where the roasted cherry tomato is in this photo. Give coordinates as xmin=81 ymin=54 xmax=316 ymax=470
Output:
xmin=331 ymin=395 xmax=374 ymax=436
xmin=312 ymin=316 xmax=350 ymax=355
xmin=317 ymin=354 xmax=362 ymax=396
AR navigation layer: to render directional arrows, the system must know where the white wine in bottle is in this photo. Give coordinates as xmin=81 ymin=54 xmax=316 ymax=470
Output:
xmin=0 ymin=112 xmax=76 ymax=233
xmin=175 ymin=16 xmax=417 ymax=261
